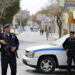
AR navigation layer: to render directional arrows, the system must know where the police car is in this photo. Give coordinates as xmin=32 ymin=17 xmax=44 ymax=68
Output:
xmin=22 ymin=34 xmax=74 ymax=73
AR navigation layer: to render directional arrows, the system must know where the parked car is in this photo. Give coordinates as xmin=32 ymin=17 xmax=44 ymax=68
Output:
xmin=30 ymin=26 xmax=39 ymax=32
xmin=22 ymin=34 xmax=74 ymax=73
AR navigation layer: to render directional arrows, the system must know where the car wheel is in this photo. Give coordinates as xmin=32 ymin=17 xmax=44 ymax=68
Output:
xmin=37 ymin=56 xmax=56 ymax=73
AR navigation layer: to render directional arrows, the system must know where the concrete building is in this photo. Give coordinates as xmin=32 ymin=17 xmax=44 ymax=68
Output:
xmin=56 ymin=0 xmax=75 ymax=35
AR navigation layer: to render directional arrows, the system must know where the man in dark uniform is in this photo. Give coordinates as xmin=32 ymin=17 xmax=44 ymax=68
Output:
xmin=0 ymin=24 xmax=19 ymax=75
xmin=63 ymin=31 xmax=75 ymax=72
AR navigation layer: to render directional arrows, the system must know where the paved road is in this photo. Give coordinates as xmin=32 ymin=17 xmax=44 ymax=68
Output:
xmin=0 ymin=30 xmax=75 ymax=75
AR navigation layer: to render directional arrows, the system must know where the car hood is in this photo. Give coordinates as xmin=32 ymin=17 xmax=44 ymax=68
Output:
xmin=26 ymin=44 xmax=60 ymax=52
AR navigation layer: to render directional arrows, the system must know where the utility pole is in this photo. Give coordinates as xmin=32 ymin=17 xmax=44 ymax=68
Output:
xmin=51 ymin=0 xmax=53 ymax=36
xmin=13 ymin=16 xmax=16 ymax=33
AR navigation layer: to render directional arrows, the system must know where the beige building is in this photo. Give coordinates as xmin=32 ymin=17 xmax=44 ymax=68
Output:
xmin=56 ymin=0 xmax=75 ymax=35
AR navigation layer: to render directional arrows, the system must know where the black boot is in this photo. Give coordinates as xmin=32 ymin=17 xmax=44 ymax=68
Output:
xmin=67 ymin=66 xmax=71 ymax=75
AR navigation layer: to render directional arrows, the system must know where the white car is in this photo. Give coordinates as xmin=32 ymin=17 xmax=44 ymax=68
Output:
xmin=22 ymin=34 xmax=74 ymax=73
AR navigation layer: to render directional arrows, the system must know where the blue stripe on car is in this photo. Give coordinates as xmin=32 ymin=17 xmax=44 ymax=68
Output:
xmin=33 ymin=48 xmax=64 ymax=52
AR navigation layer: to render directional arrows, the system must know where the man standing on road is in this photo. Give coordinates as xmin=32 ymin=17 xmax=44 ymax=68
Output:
xmin=0 ymin=24 xmax=19 ymax=75
xmin=63 ymin=31 xmax=75 ymax=72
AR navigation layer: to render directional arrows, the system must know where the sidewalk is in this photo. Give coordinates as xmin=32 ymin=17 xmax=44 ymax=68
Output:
xmin=37 ymin=32 xmax=59 ymax=45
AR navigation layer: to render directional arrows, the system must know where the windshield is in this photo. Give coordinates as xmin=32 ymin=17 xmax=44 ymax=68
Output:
xmin=51 ymin=34 xmax=69 ymax=46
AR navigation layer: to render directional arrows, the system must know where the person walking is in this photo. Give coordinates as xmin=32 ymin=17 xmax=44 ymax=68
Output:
xmin=63 ymin=31 xmax=75 ymax=73
xmin=40 ymin=28 xmax=44 ymax=36
xmin=46 ymin=29 xmax=49 ymax=40
xmin=40 ymin=28 xmax=42 ymax=35
xmin=41 ymin=29 xmax=44 ymax=35
xmin=0 ymin=24 xmax=19 ymax=75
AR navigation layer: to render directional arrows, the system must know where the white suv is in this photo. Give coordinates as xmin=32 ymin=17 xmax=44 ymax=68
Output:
xmin=22 ymin=34 xmax=74 ymax=73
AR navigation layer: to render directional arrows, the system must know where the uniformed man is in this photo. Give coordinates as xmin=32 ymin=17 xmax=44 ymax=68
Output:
xmin=63 ymin=31 xmax=75 ymax=72
xmin=0 ymin=24 xmax=19 ymax=75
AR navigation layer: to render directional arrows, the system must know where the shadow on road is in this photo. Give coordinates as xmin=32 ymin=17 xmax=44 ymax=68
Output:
xmin=20 ymin=40 xmax=37 ymax=44
xmin=26 ymin=69 xmax=75 ymax=75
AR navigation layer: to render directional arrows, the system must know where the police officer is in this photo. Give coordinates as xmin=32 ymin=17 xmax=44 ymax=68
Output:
xmin=0 ymin=24 xmax=19 ymax=75
xmin=63 ymin=31 xmax=75 ymax=72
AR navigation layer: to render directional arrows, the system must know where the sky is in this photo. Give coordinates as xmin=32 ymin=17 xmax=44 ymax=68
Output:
xmin=20 ymin=0 xmax=50 ymax=15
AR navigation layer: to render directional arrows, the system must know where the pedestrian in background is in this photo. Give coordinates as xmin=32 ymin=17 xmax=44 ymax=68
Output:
xmin=0 ymin=24 xmax=19 ymax=75
xmin=45 ymin=27 xmax=49 ymax=40
xmin=40 ymin=28 xmax=44 ymax=36
xmin=63 ymin=31 xmax=75 ymax=73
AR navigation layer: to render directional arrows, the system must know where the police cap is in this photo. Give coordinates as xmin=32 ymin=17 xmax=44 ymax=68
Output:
xmin=3 ymin=24 xmax=10 ymax=28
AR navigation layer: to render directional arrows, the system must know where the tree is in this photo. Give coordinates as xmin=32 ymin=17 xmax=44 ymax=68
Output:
xmin=48 ymin=5 xmax=68 ymax=38
xmin=16 ymin=10 xmax=30 ymax=29
xmin=31 ymin=15 xmax=37 ymax=22
xmin=0 ymin=0 xmax=20 ymax=25
xmin=38 ymin=5 xmax=68 ymax=38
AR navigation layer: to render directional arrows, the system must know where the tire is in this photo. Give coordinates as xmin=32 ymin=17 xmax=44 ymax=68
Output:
xmin=37 ymin=56 xmax=56 ymax=73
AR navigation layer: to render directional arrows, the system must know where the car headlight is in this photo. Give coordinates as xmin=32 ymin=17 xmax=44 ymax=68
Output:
xmin=25 ymin=50 xmax=35 ymax=58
